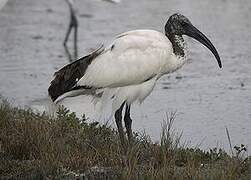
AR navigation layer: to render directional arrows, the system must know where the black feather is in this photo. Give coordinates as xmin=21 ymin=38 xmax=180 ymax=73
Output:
xmin=48 ymin=45 xmax=105 ymax=102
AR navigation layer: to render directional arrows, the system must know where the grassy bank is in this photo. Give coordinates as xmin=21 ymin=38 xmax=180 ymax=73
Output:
xmin=0 ymin=100 xmax=250 ymax=179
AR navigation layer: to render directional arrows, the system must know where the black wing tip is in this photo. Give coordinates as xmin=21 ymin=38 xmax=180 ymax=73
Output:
xmin=48 ymin=85 xmax=58 ymax=102
xmin=48 ymin=45 xmax=105 ymax=103
xmin=50 ymin=96 xmax=57 ymax=102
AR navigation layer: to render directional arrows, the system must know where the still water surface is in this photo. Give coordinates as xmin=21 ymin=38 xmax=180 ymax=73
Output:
xmin=0 ymin=0 xmax=250 ymax=151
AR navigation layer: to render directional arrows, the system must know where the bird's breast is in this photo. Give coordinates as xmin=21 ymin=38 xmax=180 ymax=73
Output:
xmin=160 ymin=54 xmax=186 ymax=76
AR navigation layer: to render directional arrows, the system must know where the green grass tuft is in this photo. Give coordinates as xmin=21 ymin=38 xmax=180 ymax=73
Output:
xmin=0 ymin=100 xmax=250 ymax=179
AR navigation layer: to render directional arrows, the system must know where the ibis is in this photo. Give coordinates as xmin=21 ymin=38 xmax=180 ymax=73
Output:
xmin=48 ymin=13 xmax=222 ymax=149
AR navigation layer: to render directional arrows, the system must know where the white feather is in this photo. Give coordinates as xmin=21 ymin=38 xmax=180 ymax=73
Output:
xmin=56 ymin=30 xmax=187 ymax=117
xmin=74 ymin=30 xmax=187 ymax=115
xmin=110 ymin=76 xmax=158 ymax=113
xmin=77 ymin=30 xmax=177 ymax=88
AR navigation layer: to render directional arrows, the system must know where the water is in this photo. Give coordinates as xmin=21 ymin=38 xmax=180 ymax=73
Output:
xmin=0 ymin=0 xmax=250 ymax=151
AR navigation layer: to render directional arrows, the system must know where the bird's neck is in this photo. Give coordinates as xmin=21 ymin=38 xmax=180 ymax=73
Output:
xmin=160 ymin=34 xmax=187 ymax=75
xmin=168 ymin=34 xmax=187 ymax=58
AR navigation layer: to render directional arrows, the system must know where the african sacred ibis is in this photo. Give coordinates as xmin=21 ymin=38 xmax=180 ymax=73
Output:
xmin=48 ymin=13 xmax=222 ymax=148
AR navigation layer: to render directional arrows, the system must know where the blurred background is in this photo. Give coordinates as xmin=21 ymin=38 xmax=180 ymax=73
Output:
xmin=0 ymin=0 xmax=250 ymax=151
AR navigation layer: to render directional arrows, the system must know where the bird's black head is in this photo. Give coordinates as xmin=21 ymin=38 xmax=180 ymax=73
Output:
xmin=165 ymin=13 xmax=222 ymax=68
xmin=165 ymin=13 xmax=192 ymax=36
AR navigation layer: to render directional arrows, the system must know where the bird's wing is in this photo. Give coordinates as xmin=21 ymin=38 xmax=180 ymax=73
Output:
xmin=48 ymin=30 xmax=172 ymax=102
xmin=77 ymin=30 xmax=172 ymax=88
xmin=48 ymin=45 xmax=104 ymax=101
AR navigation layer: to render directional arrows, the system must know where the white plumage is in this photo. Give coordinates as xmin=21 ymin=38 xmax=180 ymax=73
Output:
xmin=49 ymin=13 xmax=221 ymax=148
xmin=76 ymin=30 xmax=186 ymax=112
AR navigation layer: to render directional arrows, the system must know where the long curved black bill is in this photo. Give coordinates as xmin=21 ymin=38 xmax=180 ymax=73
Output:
xmin=183 ymin=23 xmax=222 ymax=68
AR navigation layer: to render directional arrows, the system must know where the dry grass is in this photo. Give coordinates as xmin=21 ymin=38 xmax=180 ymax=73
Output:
xmin=0 ymin=100 xmax=250 ymax=179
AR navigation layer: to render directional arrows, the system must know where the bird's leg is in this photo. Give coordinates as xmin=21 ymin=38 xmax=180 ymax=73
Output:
xmin=64 ymin=0 xmax=75 ymax=46
xmin=63 ymin=1 xmax=78 ymax=61
xmin=124 ymin=104 xmax=133 ymax=145
xmin=64 ymin=44 xmax=72 ymax=62
xmin=63 ymin=20 xmax=73 ymax=47
xmin=63 ymin=13 xmax=74 ymax=62
xmin=72 ymin=15 xmax=78 ymax=60
xmin=115 ymin=102 xmax=126 ymax=151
